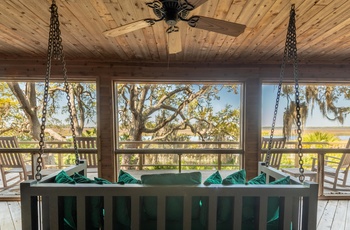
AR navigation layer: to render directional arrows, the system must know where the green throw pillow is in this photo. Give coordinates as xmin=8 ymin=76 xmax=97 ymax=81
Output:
xmin=247 ymin=173 xmax=266 ymax=185
xmin=141 ymin=172 xmax=202 ymax=221
xmin=203 ymin=171 xmax=222 ymax=185
xmin=55 ymin=171 xmax=76 ymax=230
xmin=222 ymin=169 xmax=246 ymax=185
xmin=270 ymin=176 xmax=290 ymax=185
xmin=118 ymin=170 xmax=141 ymax=184
xmin=55 ymin=170 xmax=75 ymax=184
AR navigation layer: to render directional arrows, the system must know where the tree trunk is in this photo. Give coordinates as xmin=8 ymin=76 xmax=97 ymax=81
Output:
xmin=7 ymin=82 xmax=41 ymax=140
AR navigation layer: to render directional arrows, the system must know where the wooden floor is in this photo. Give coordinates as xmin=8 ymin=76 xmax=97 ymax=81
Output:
xmin=0 ymin=200 xmax=348 ymax=229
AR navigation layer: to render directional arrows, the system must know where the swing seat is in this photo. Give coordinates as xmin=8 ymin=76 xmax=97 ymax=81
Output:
xmin=20 ymin=161 xmax=318 ymax=230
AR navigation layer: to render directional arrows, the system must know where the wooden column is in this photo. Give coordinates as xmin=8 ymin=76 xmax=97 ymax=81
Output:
xmin=97 ymin=76 xmax=116 ymax=182
xmin=243 ymin=78 xmax=262 ymax=179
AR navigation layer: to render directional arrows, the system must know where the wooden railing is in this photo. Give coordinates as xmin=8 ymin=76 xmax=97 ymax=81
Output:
xmin=117 ymin=141 xmax=242 ymax=171
xmin=1 ymin=140 xmax=350 ymax=198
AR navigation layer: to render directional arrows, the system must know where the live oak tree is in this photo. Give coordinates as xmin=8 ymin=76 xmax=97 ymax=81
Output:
xmin=1 ymin=82 xmax=96 ymax=141
xmin=117 ymin=84 xmax=240 ymax=167
xmin=281 ymin=85 xmax=350 ymax=139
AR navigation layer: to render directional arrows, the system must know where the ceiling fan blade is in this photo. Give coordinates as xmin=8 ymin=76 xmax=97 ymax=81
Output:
xmin=189 ymin=16 xmax=246 ymax=37
xmin=188 ymin=0 xmax=209 ymax=9
xmin=167 ymin=31 xmax=182 ymax=54
xmin=103 ymin=20 xmax=153 ymax=37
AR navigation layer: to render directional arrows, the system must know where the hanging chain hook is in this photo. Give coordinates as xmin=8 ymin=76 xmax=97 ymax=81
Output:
xmin=36 ymin=0 xmax=80 ymax=181
xmin=266 ymin=4 xmax=304 ymax=183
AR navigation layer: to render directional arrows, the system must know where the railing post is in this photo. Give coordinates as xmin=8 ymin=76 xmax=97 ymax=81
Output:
xmin=218 ymin=143 xmax=222 ymax=170
xmin=317 ymin=152 xmax=325 ymax=196
xmin=179 ymin=154 xmax=182 ymax=173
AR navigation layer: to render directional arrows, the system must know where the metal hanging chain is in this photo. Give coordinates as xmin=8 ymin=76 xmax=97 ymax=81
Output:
xmin=266 ymin=5 xmax=304 ymax=183
xmin=288 ymin=5 xmax=304 ymax=183
xmin=36 ymin=0 xmax=79 ymax=181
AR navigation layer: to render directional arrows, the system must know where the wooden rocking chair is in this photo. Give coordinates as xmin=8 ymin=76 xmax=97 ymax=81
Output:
xmin=76 ymin=137 xmax=98 ymax=173
xmin=261 ymin=137 xmax=286 ymax=169
xmin=0 ymin=136 xmax=32 ymax=188
xmin=312 ymin=138 xmax=350 ymax=189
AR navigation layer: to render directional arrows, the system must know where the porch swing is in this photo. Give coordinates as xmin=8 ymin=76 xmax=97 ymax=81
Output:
xmin=20 ymin=1 xmax=318 ymax=230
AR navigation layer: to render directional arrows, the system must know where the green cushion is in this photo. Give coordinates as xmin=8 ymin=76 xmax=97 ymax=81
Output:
xmin=203 ymin=171 xmax=222 ymax=185
xmin=55 ymin=171 xmax=76 ymax=230
xmin=220 ymin=170 xmax=246 ymax=223
xmin=222 ymin=169 xmax=246 ymax=185
xmin=267 ymin=176 xmax=291 ymax=223
xmin=200 ymin=170 xmax=247 ymax=228
xmin=114 ymin=170 xmax=141 ymax=228
xmin=72 ymin=173 xmax=102 ymax=230
xmin=141 ymin=172 xmax=201 ymax=185
xmin=141 ymin=172 xmax=202 ymax=221
xmin=242 ymin=173 xmax=267 ymax=225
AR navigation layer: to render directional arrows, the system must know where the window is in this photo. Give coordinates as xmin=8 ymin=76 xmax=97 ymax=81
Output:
xmin=115 ymin=82 xmax=242 ymax=170
xmin=262 ymin=83 xmax=350 ymax=167
xmin=0 ymin=81 xmax=97 ymax=167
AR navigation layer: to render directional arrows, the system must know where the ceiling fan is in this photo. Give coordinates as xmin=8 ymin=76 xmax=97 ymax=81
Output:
xmin=103 ymin=0 xmax=246 ymax=54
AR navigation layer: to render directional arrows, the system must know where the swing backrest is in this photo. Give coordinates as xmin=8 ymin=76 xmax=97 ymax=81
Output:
xmin=261 ymin=137 xmax=286 ymax=169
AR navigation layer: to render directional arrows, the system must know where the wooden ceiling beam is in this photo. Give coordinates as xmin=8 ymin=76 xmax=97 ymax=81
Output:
xmin=0 ymin=59 xmax=349 ymax=82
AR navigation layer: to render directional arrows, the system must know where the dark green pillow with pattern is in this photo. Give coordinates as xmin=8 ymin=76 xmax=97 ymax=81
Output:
xmin=222 ymin=169 xmax=246 ymax=185
xmin=203 ymin=171 xmax=222 ymax=185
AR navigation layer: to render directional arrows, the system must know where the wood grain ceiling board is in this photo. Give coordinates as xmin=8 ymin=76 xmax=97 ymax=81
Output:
xmin=0 ymin=0 xmax=349 ymax=65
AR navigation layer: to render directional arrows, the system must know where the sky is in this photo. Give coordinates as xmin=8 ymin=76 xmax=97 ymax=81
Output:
xmin=45 ymin=82 xmax=350 ymax=129
xmin=261 ymin=85 xmax=350 ymax=128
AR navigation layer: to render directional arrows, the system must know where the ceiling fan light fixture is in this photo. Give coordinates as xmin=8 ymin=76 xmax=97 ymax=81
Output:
xmin=104 ymin=0 xmax=246 ymax=54
xmin=150 ymin=0 xmax=190 ymax=26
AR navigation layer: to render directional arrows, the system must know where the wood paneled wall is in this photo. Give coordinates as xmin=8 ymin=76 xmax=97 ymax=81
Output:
xmin=97 ymin=76 xmax=116 ymax=181
xmin=243 ymin=78 xmax=262 ymax=179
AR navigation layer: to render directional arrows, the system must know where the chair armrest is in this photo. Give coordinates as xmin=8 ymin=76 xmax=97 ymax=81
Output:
xmin=325 ymin=155 xmax=341 ymax=160
xmin=325 ymin=155 xmax=341 ymax=165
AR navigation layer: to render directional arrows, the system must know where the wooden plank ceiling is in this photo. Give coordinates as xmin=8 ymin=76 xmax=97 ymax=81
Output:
xmin=0 ymin=0 xmax=350 ymax=65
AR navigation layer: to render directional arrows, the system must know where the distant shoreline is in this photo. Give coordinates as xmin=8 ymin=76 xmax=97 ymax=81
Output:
xmin=262 ymin=126 xmax=350 ymax=136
